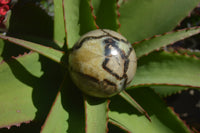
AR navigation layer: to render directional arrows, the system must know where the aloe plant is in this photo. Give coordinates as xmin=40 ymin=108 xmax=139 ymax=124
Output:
xmin=0 ymin=0 xmax=200 ymax=132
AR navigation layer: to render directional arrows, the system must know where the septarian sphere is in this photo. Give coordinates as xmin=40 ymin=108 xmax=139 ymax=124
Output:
xmin=68 ymin=29 xmax=137 ymax=98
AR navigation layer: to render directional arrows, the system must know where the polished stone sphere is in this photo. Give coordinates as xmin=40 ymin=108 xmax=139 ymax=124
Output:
xmin=68 ymin=29 xmax=137 ymax=98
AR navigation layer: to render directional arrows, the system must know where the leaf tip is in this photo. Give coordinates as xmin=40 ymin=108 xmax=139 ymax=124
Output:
xmin=144 ymin=111 xmax=151 ymax=122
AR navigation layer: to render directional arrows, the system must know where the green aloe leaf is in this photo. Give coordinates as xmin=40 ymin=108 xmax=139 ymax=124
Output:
xmin=148 ymin=48 xmax=200 ymax=97
xmin=0 ymin=53 xmax=39 ymax=128
xmin=53 ymin=0 xmax=65 ymax=48
xmin=91 ymin=0 xmax=118 ymax=31
xmin=119 ymin=0 xmax=200 ymax=43
xmin=41 ymin=92 xmax=68 ymax=133
xmin=63 ymin=0 xmax=96 ymax=49
xmin=84 ymin=97 xmax=109 ymax=133
xmin=0 ymin=35 xmax=64 ymax=63
xmin=134 ymin=27 xmax=200 ymax=58
xmin=109 ymin=88 xmax=191 ymax=133
xmin=150 ymin=48 xmax=200 ymax=97
xmin=0 ymin=52 xmax=62 ymax=129
xmin=130 ymin=51 xmax=200 ymax=88
xmin=41 ymin=72 xmax=85 ymax=133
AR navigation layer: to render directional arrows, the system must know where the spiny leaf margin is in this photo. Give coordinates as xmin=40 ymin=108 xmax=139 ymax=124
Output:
xmin=0 ymin=35 xmax=64 ymax=63
xmin=133 ymin=26 xmax=200 ymax=58
xmin=118 ymin=0 xmax=200 ymax=43
xmin=129 ymin=50 xmax=200 ymax=89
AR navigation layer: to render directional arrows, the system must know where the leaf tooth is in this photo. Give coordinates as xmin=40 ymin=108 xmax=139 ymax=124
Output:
xmin=132 ymin=41 xmax=141 ymax=45
xmin=162 ymin=32 xmax=169 ymax=36
xmin=173 ymin=50 xmax=182 ymax=55
xmin=15 ymin=123 xmax=21 ymax=127
xmin=183 ymin=52 xmax=190 ymax=57
xmin=144 ymin=53 xmax=149 ymax=56
xmin=0 ymin=60 xmax=5 ymax=64
xmin=155 ymin=48 xmax=160 ymax=51
xmin=176 ymin=21 xmax=182 ymax=27
xmin=153 ymin=35 xmax=160 ymax=38
xmin=5 ymin=126 xmax=11 ymax=129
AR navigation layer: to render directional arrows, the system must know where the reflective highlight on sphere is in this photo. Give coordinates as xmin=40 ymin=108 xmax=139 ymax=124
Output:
xmin=68 ymin=29 xmax=137 ymax=98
